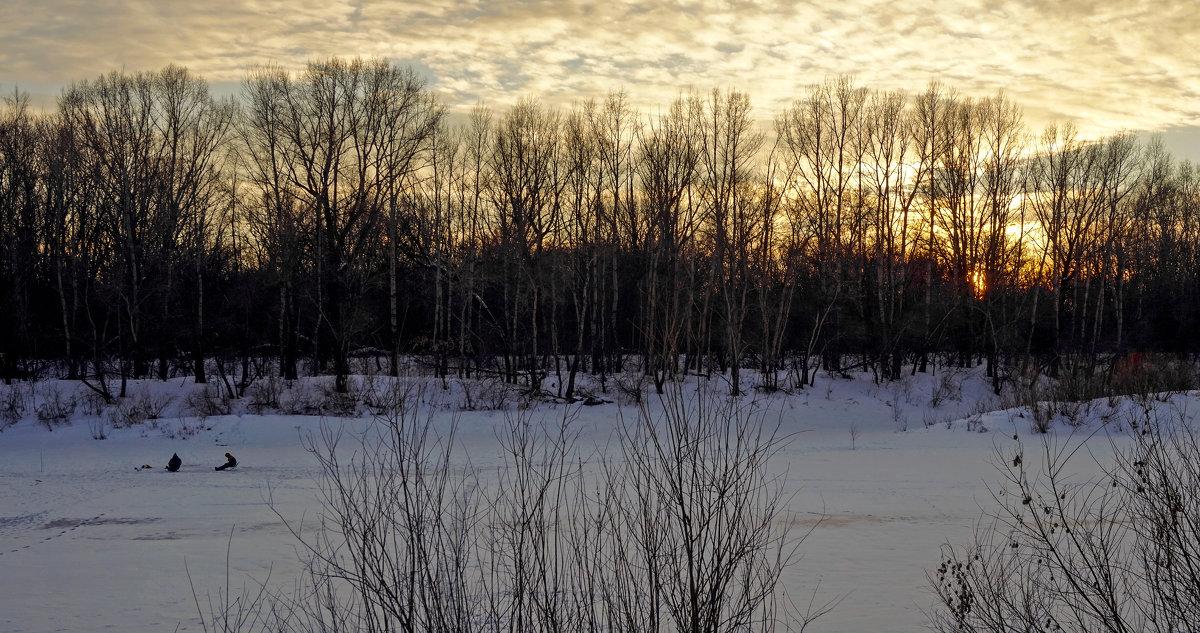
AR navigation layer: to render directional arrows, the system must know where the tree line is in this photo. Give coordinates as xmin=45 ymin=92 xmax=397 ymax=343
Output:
xmin=1 ymin=61 xmax=1198 ymax=397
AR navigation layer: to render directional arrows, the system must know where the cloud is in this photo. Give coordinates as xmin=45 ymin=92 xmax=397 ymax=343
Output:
xmin=2 ymin=0 xmax=1199 ymax=148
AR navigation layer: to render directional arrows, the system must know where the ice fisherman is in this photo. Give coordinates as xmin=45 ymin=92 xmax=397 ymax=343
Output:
xmin=215 ymin=452 xmax=237 ymax=471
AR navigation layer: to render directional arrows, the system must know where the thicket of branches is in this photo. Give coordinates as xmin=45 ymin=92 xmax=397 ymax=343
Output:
xmin=930 ymin=405 xmax=1200 ymax=633
xmin=195 ymin=384 xmax=831 ymax=633
xmin=2 ymin=62 xmax=1199 ymax=397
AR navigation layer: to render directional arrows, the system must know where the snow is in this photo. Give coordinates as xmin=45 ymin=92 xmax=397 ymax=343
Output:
xmin=0 ymin=368 xmax=1192 ymax=632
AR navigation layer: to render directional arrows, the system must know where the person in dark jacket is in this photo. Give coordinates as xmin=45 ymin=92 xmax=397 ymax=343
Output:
xmin=215 ymin=452 xmax=237 ymax=471
xmin=166 ymin=453 xmax=182 ymax=472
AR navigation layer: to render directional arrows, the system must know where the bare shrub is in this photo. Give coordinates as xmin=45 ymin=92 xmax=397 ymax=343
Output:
xmin=79 ymin=389 xmax=107 ymax=416
xmin=273 ymin=385 xmax=484 ymax=631
xmin=929 ymin=406 xmax=1200 ymax=633
xmin=278 ymin=382 xmax=323 ymax=415
xmin=88 ymin=417 xmax=109 ymax=440
xmin=185 ymin=383 xmax=232 ymax=420
xmin=890 ymin=382 xmax=909 ymax=432
xmin=103 ymin=387 xmax=177 ymax=429
xmin=610 ymin=386 xmax=830 ymax=631
xmin=246 ymin=374 xmax=286 ymax=414
xmin=1015 ymin=375 xmax=1055 ymax=434
xmin=478 ymin=377 xmax=514 ymax=410
xmin=163 ymin=416 xmax=208 ymax=440
xmin=1051 ymin=362 xmax=1106 ymax=403
xmin=262 ymin=382 xmax=832 ymax=633
xmin=961 ymin=398 xmax=995 ymax=433
xmin=317 ymin=380 xmax=358 ymax=417
xmin=1025 ymin=382 xmax=1093 ymax=432
xmin=354 ymin=374 xmax=390 ymax=414
xmin=106 ymin=398 xmax=146 ymax=428
xmin=1028 ymin=401 xmax=1053 ymax=434
xmin=133 ymin=387 xmax=174 ymax=421
xmin=456 ymin=377 xmax=481 ymax=410
xmin=35 ymin=383 xmax=77 ymax=430
xmin=0 ymin=383 xmax=29 ymax=429
xmin=1016 ymin=357 xmax=1199 ymax=435
xmin=361 ymin=376 xmax=414 ymax=416
xmin=1057 ymin=398 xmax=1088 ymax=428
xmin=614 ymin=370 xmax=649 ymax=405
xmin=929 ymin=368 xmax=964 ymax=407
xmin=1111 ymin=353 xmax=1199 ymax=401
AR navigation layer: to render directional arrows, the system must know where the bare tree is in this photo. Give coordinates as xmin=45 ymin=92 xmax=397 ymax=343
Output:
xmin=454 ymin=105 xmax=495 ymax=380
xmin=60 ymin=70 xmax=161 ymax=390
xmin=558 ymin=104 xmax=603 ymax=400
xmin=588 ymin=91 xmax=641 ymax=383
xmin=10 ymin=66 xmax=1200 ymax=397
xmin=976 ymin=93 xmax=1027 ymax=393
xmin=909 ymin=81 xmax=957 ymax=374
xmin=151 ymin=65 xmax=236 ymax=382
xmin=863 ymin=88 xmax=923 ymax=380
xmin=488 ymin=97 xmax=564 ymax=388
xmin=413 ymin=117 xmax=464 ymax=382
xmin=639 ymin=95 xmax=701 ymax=393
xmin=697 ymin=89 xmax=763 ymax=395
xmin=239 ymin=66 xmax=306 ymax=380
xmin=1026 ymin=123 xmax=1111 ymax=376
xmin=0 ymin=89 xmax=41 ymax=383
xmin=38 ymin=106 xmax=100 ymax=381
xmin=240 ymin=58 xmax=440 ymax=392
xmin=775 ymin=76 xmax=867 ymax=384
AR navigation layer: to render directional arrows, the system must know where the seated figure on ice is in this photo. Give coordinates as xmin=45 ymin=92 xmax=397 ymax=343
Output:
xmin=214 ymin=452 xmax=237 ymax=471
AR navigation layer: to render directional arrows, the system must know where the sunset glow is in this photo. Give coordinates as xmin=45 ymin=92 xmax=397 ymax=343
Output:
xmin=2 ymin=1 xmax=1199 ymax=158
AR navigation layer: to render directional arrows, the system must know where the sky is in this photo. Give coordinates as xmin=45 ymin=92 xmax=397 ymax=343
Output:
xmin=3 ymin=0 xmax=1199 ymax=159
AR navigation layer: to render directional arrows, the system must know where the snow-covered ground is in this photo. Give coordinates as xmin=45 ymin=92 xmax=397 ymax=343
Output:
xmin=0 ymin=368 xmax=1192 ymax=632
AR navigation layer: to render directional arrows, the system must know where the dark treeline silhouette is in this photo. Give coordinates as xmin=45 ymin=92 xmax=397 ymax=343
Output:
xmin=1 ymin=62 xmax=1198 ymax=397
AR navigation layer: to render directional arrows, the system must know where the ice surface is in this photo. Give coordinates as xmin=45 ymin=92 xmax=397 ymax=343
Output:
xmin=0 ymin=369 xmax=1190 ymax=632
